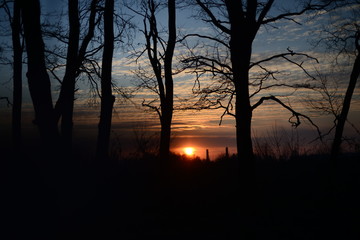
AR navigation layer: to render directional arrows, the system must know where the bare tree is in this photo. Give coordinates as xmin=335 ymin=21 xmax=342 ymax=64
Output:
xmin=96 ymin=0 xmax=115 ymax=159
xmin=51 ymin=0 xmax=100 ymax=151
xmin=44 ymin=0 xmax=131 ymax=154
xmin=180 ymin=1 xmax=332 ymax=235
xmin=181 ymin=0 xmax=331 ymax=163
xmin=19 ymin=0 xmax=58 ymax=146
xmin=327 ymin=2 xmax=360 ymax=162
xmin=307 ymin=1 xmax=360 ymax=162
xmin=129 ymin=0 xmax=176 ymax=160
xmin=54 ymin=0 xmax=80 ymax=150
xmin=1 ymin=0 xmax=23 ymax=148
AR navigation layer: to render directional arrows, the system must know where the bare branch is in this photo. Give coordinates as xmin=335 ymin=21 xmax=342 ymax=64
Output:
xmin=182 ymin=55 xmax=233 ymax=78
xmin=48 ymin=67 xmax=63 ymax=84
xmin=249 ymin=49 xmax=319 ymax=69
xmin=252 ymin=95 xmax=322 ymax=139
xmin=196 ymin=0 xmax=230 ymax=34
xmin=257 ymin=0 xmax=274 ymax=24
xmin=178 ymin=33 xmax=230 ymax=48
xmin=0 ymin=96 xmax=12 ymax=106
xmin=142 ymin=98 xmax=161 ymax=118
xmin=218 ymin=91 xmax=235 ymax=125
xmin=261 ymin=1 xmax=333 ymax=25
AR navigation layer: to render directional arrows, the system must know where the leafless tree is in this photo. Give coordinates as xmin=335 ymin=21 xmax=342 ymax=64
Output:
xmin=51 ymin=0 xmax=81 ymax=150
xmin=180 ymin=1 xmax=333 ymax=235
xmin=96 ymin=0 xmax=115 ymax=159
xmin=43 ymin=0 xmax=132 ymax=154
xmin=1 ymin=0 xmax=24 ymax=148
xmin=129 ymin=0 xmax=176 ymax=160
xmin=19 ymin=0 xmax=59 ymax=147
xmin=327 ymin=1 xmax=360 ymax=162
xmin=307 ymin=1 xmax=360 ymax=162
xmin=48 ymin=0 xmax=101 ymax=151
xmin=180 ymin=0 xmax=331 ymax=164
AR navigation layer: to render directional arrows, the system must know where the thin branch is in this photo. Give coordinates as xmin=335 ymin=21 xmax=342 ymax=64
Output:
xmin=249 ymin=49 xmax=319 ymax=69
xmin=196 ymin=0 xmax=230 ymax=34
xmin=218 ymin=91 xmax=235 ymax=125
xmin=142 ymin=98 xmax=161 ymax=118
xmin=178 ymin=33 xmax=230 ymax=48
xmin=48 ymin=67 xmax=63 ymax=84
xmin=261 ymin=1 xmax=333 ymax=25
xmin=0 ymin=96 xmax=12 ymax=106
xmin=257 ymin=0 xmax=274 ymax=24
xmin=252 ymin=95 xmax=322 ymax=139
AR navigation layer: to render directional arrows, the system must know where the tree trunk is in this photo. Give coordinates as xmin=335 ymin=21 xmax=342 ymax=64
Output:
xmin=56 ymin=0 xmax=80 ymax=151
xmin=227 ymin=1 xmax=257 ymax=237
xmin=96 ymin=0 xmax=115 ymax=159
xmin=54 ymin=0 xmax=98 ymax=151
xmin=159 ymin=0 xmax=176 ymax=161
xmin=11 ymin=0 xmax=22 ymax=148
xmin=159 ymin=115 xmax=171 ymax=160
xmin=233 ymin=41 xmax=257 ymax=238
xmin=331 ymin=50 xmax=360 ymax=162
xmin=234 ymin=74 xmax=254 ymax=163
xmin=227 ymin=0 xmax=255 ymax=162
xmin=20 ymin=0 xmax=58 ymax=145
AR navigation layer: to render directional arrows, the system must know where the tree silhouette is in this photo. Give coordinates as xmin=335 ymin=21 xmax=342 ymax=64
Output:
xmin=180 ymin=1 xmax=333 ymax=237
xmin=181 ymin=0 xmax=330 ymax=163
xmin=307 ymin=1 xmax=360 ymax=162
xmin=327 ymin=1 xmax=360 ymax=163
xmin=129 ymin=0 xmax=176 ymax=160
xmin=54 ymin=0 xmax=80 ymax=150
xmin=52 ymin=0 xmax=100 ymax=151
xmin=19 ymin=0 xmax=59 ymax=147
xmin=1 ymin=0 xmax=23 ymax=148
xmin=44 ymin=0 xmax=130 ymax=154
xmin=96 ymin=0 xmax=115 ymax=159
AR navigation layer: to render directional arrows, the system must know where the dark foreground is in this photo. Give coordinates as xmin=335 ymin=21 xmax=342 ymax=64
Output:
xmin=3 ymin=152 xmax=360 ymax=239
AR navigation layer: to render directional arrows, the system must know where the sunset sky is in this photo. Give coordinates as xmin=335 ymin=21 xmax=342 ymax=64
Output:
xmin=0 ymin=0 xmax=359 ymax=159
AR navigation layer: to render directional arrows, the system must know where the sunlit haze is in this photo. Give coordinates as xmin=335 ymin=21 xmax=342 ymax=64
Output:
xmin=184 ymin=147 xmax=195 ymax=156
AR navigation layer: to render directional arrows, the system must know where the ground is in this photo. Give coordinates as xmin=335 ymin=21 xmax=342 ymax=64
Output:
xmin=3 ymin=152 xmax=360 ymax=239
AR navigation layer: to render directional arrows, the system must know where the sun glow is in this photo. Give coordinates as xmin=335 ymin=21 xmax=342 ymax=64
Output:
xmin=184 ymin=147 xmax=195 ymax=156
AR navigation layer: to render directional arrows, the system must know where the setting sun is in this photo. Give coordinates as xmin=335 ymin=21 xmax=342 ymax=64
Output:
xmin=184 ymin=147 xmax=195 ymax=156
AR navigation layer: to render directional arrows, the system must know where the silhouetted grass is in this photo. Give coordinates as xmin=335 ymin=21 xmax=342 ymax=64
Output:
xmin=3 ymin=148 xmax=359 ymax=239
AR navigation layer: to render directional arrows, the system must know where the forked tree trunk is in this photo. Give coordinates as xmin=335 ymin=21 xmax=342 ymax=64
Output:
xmin=20 ymin=0 xmax=58 ymax=146
xmin=11 ymin=0 xmax=22 ymax=148
xmin=96 ymin=0 xmax=115 ymax=159
xmin=54 ymin=0 xmax=98 ymax=151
